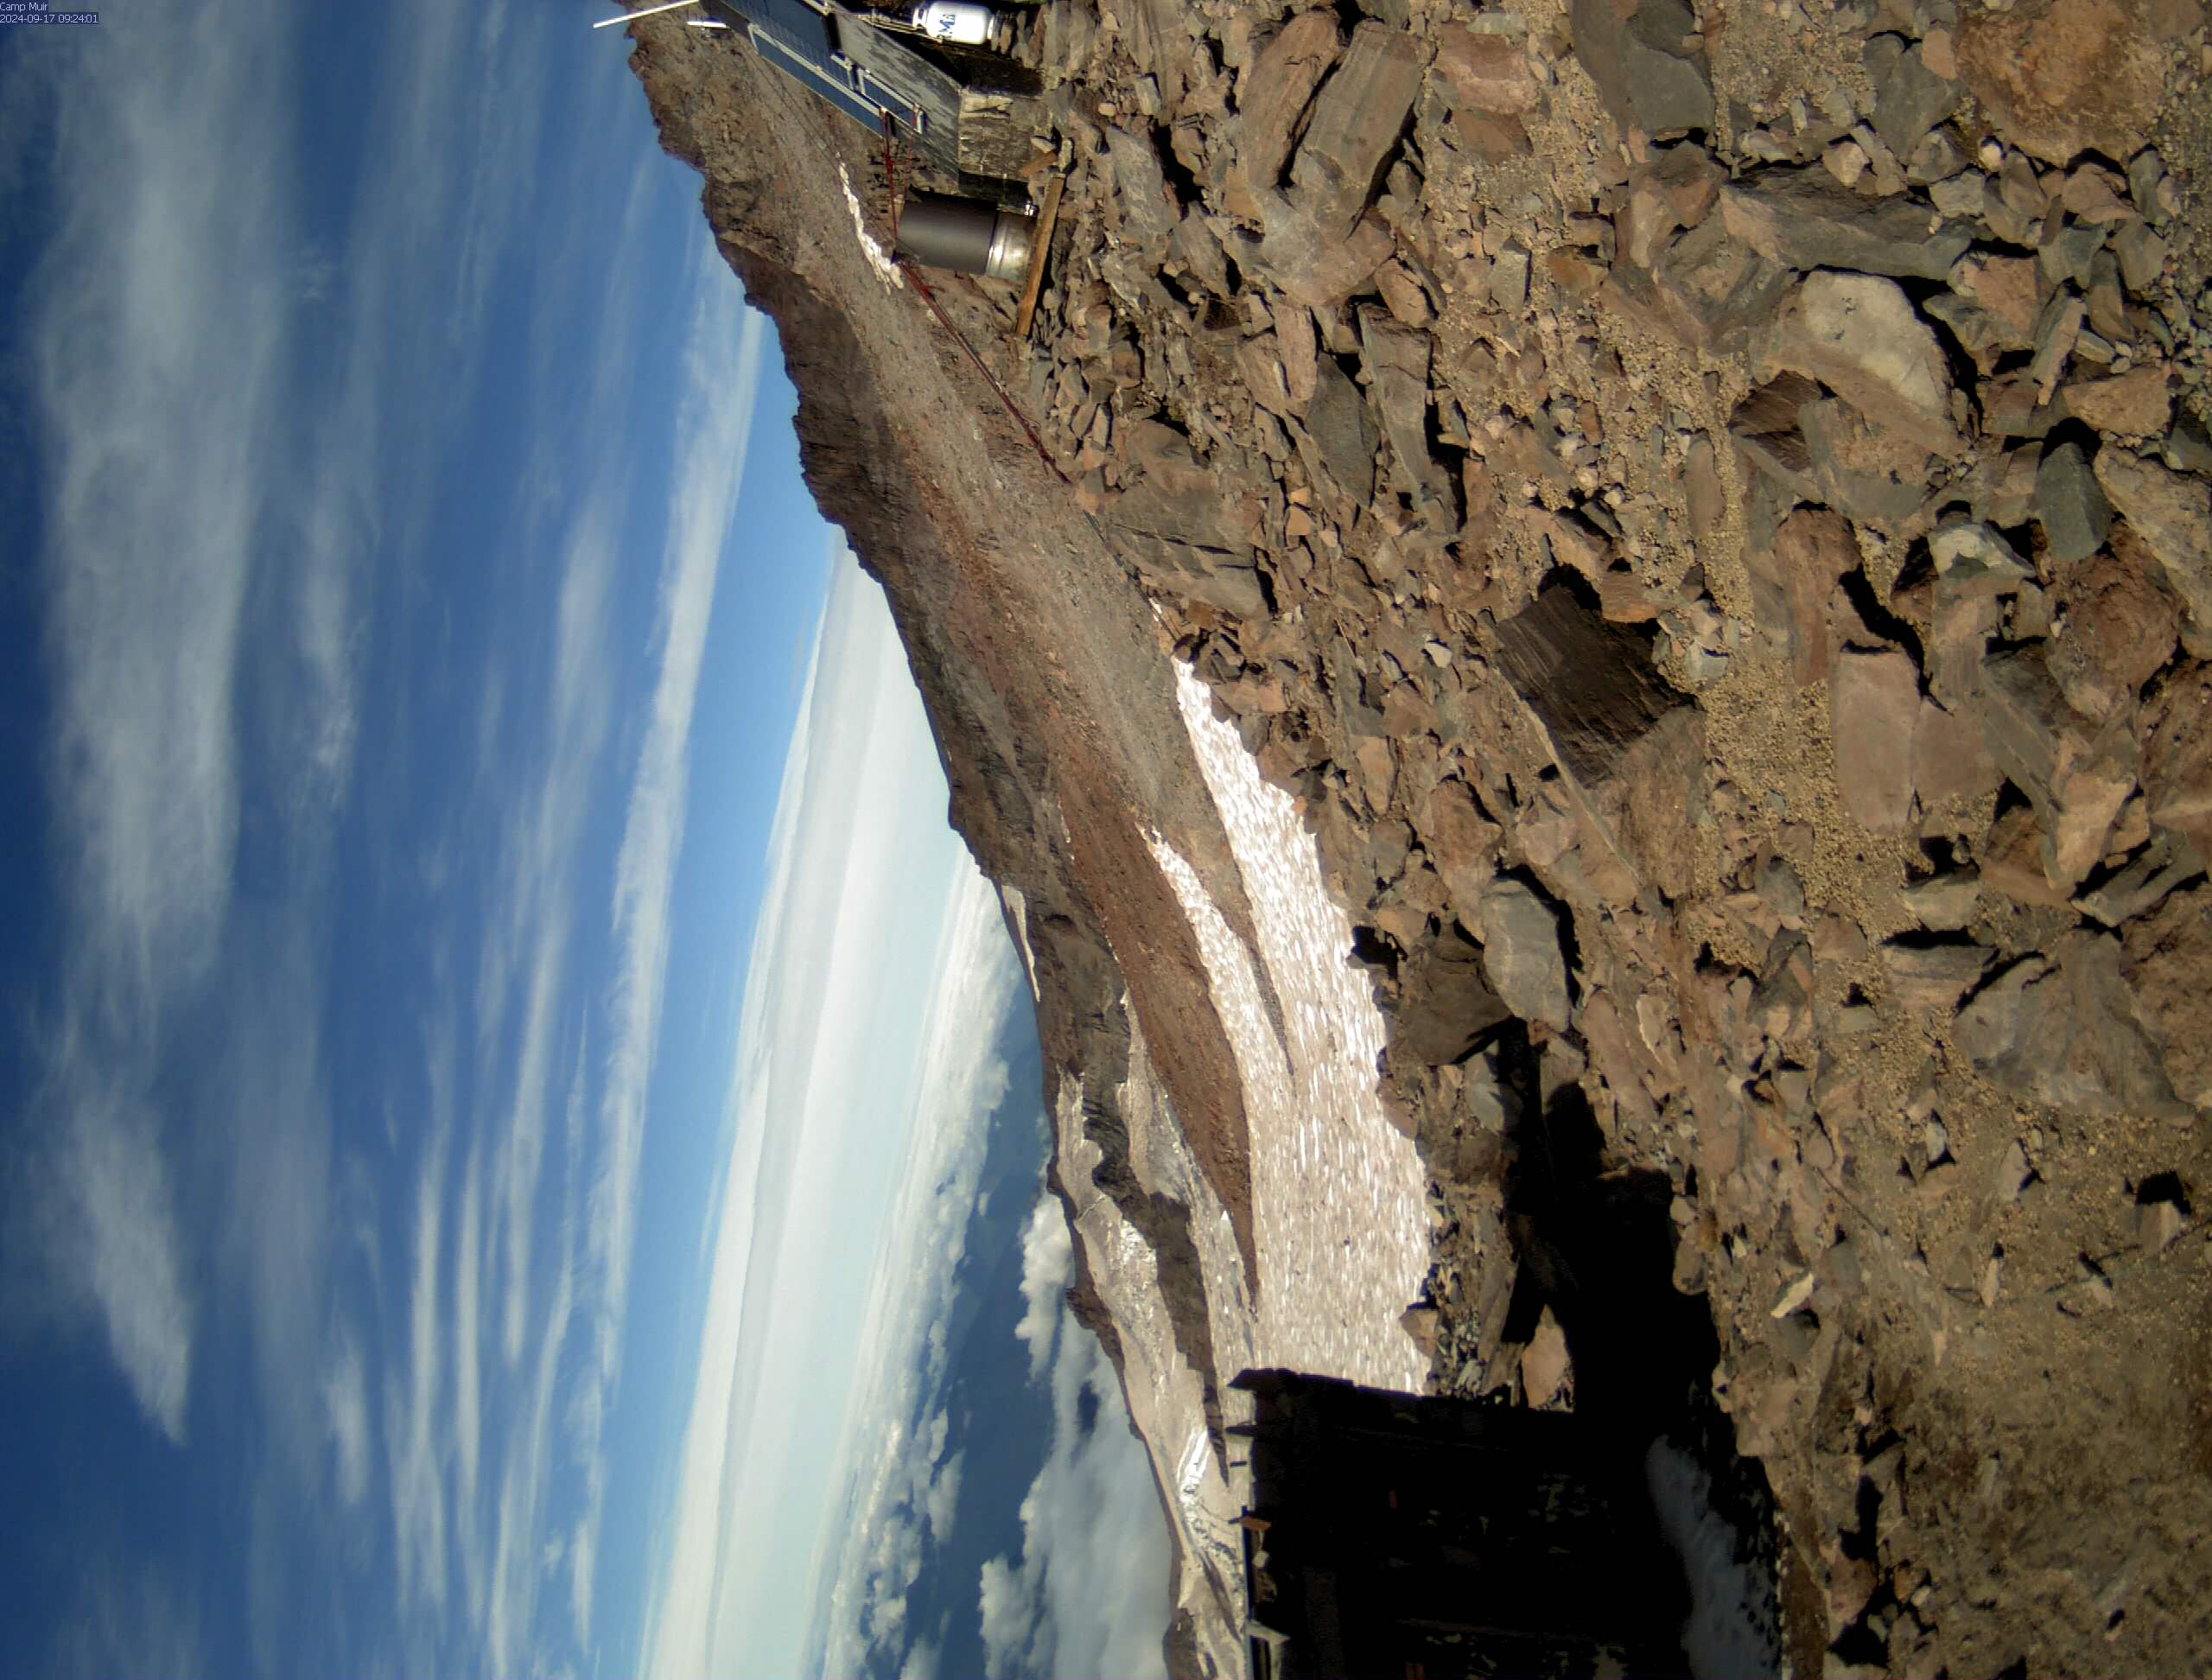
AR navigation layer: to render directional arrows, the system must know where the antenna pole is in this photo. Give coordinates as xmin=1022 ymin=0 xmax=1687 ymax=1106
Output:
xmin=592 ymin=0 xmax=704 ymax=29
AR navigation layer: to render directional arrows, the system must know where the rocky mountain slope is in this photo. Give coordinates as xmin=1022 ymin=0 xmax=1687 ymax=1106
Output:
xmin=627 ymin=1 xmax=2212 ymax=1673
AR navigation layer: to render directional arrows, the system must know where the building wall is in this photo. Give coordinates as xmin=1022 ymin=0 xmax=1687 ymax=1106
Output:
xmin=1233 ymin=1370 xmax=1689 ymax=1680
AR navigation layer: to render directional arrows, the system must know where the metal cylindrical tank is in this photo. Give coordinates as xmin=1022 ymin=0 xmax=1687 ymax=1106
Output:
xmin=894 ymin=193 xmax=1033 ymax=282
xmin=908 ymin=0 xmax=994 ymax=44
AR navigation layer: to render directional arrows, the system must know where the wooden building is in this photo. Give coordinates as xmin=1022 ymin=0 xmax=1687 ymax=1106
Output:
xmin=1231 ymin=1369 xmax=1688 ymax=1680
xmin=702 ymin=0 xmax=1045 ymax=194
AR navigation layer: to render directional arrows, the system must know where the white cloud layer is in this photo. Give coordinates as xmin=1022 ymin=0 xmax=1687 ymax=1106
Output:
xmin=642 ymin=551 xmax=1027 ymax=1680
xmin=1013 ymin=1195 xmax=1072 ymax=1383
xmin=976 ymin=1203 xmax=1170 ymax=1680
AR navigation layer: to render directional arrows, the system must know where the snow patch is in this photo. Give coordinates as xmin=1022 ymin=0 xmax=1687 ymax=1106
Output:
xmin=1646 ymin=1437 xmax=1783 ymax=1680
xmin=839 ymin=163 xmax=905 ymax=290
xmin=1154 ymin=657 xmax=1433 ymax=1393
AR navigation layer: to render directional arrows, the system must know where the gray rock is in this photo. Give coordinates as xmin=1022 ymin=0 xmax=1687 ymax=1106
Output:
xmin=1389 ymin=921 xmax=1512 ymax=1064
xmin=2162 ymin=412 xmax=2212 ymax=476
xmin=2128 ymin=147 xmax=2166 ymax=219
xmin=1929 ymin=518 xmax=2033 ymax=590
xmin=1908 ymin=130 xmax=1970 ymax=188
xmin=2115 ymin=220 xmax=2169 ymax=294
xmin=2028 ymin=292 xmax=2087 ymax=405
xmin=1489 ymin=242 xmax=1531 ymax=312
xmin=1246 ymin=194 xmax=1396 ymax=309
xmin=1904 ymin=869 xmax=1983 ymax=931
xmin=1358 ymin=308 xmax=1453 ymax=519
xmin=1927 ymin=173 xmax=1987 ymax=220
xmin=1569 ymin=0 xmax=1714 ymax=140
xmin=2038 ymin=220 xmax=2107 ymax=292
xmin=2094 ymin=448 xmax=2212 ymax=636
xmin=1603 ymin=216 xmax=1795 ymax=356
xmin=1295 ymin=353 xmax=1379 ymax=503
xmin=1765 ymin=270 xmax=1961 ymax=456
xmin=2036 ymin=440 xmax=2113 ymax=563
xmin=1104 ymin=126 xmax=1181 ymax=255
xmin=1864 ymin=34 xmax=1961 ymax=159
xmin=1287 ymin=21 xmax=1421 ymax=242
xmin=1232 ymin=11 xmax=1344 ymax=200
xmin=1719 ymin=165 xmax=1974 ymax=281
xmin=1757 ymin=854 xmax=1808 ymax=924
xmin=1953 ymin=932 xmax=2188 ymax=1117
xmin=2079 ymin=831 xmax=2205 ymax=926
xmin=1476 ymin=877 xmax=1571 ymax=1030
xmin=1977 ymin=645 xmax=2137 ymax=886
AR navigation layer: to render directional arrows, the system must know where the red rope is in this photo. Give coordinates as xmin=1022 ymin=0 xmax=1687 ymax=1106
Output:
xmin=899 ymin=258 xmax=1071 ymax=485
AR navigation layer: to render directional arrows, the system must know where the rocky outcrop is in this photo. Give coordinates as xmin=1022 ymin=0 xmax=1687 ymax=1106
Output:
xmin=626 ymin=0 xmax=2212 ymax=1672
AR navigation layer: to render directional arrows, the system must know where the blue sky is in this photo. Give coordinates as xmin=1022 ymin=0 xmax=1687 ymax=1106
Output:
xmin=0 ymin=3 xmax=1166 ymax=1677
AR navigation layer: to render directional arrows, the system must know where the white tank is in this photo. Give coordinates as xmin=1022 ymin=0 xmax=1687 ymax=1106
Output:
xmin=908 ymin=0 xmax=993 ymax=45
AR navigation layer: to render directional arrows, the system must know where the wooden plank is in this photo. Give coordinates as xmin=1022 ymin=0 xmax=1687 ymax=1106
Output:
xmin=1011 ymin=172 xmax=1063 ymax=340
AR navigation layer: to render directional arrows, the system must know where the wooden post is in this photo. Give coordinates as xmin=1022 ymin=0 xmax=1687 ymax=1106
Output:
xmin=1010 ymin=173 xmax=1062 ymax=340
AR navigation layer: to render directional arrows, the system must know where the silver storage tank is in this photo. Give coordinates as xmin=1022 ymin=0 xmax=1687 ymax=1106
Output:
xmin=893 ymin=192 xmax=1033 ymax=282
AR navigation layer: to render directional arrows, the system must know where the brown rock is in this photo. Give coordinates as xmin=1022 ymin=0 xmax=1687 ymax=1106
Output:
xmin=2094 ymin=449 xmax=2212 ymax=639
xmin=1389 ymin=921 xmax=1512 ymax=1064
xmin=1947 ymin=252 xmax=2042 ymax=347
xmin=1416 ymin=779 xmax=1503 ymax=917
xmin=1359 ymin=309 xmax=1453 ymax=519
xmin=1287 ymin=22 xmax=1421 ymax=242
xmin=1977 ymin=645 xmax=2139 ymax=885
xmin=1880 ymin=938 xmax=1993 ymax=1012
xmin=1686 ymin=436 xmax=1726 ymax=539
xmin=2139 ymin=662 xmax=2212 ymax=856
xmin=1521 ymin=1308 xmax=1572 ymax=1406
xmin=1956 ymin=0 xmax=2202 ymax=169
xmin=2048 ymin=543 xmax=2180 ymax=720
xmin=1236 ymin=333 xmax=1297 ymax=418
xmin=1374 ymin=259 xmax=1433 ymax=328
xmin=1744 ymin=504 xmax=1859 ymax=687
xmin=1493 ymin=580 xmax=1692 ymax=788
xmin=1980 ymin=800 xmax=2075 ymax=907
xmin=2059 ymin=364 xmax=2176 ymax=437
xmin=1953 ymin=931 xmax=2188 ymax=1115
xmin=1801 ymin=397 xmax=1936 ymax=527
xmin=1274 ymin=298 xmax=1318 ymax=409
xmin=1451 ymin=107 xmax=1533 ymax=160
xmin=1232 ymin=11 xmax=1344 ymax=201
xmin=2081 ymin=830 xmax=2204 ymax=926
xmin=1432 ymin=24 xmax=1541 ymax=115
xmin=1903 ymin=869 xmax=1984 ymax=931
xmin=2122 ymin=885 xmax=2212 ymax=1106
xmin=1833 ymin=646 xmax=1924 ymax=833
xmin=1765 ymin=271 xmax=1962 ymax=457
xmin=1729 ymin=372 xmax=1821 ymax=500
xmin=1926 ymin=569 xmax=2005 ymax=712
xmin=1915 ymin=697 xmax=2005 ymax=809
xmin=1492 ymin=580 xmax=1703 ymax=899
